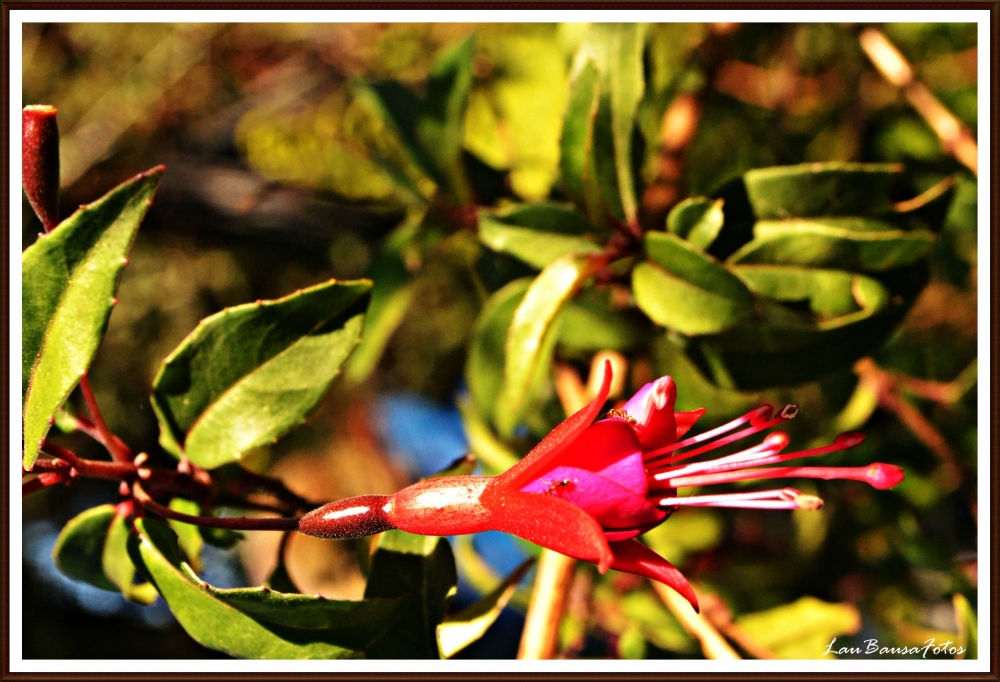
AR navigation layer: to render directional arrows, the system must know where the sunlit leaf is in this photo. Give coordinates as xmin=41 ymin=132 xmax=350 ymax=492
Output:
xmin=477 ymin=203 xmax=602 ymax=270
xmin=732 ymin=265 xmax=889 ymax=318
xmin=103 ymin=508 xmax=158 ymax=604
xmin=560 ymin=57 xmax=603 ymax=219
xmin=667 ymin=197 xmax=725 ymax=250
xmin=735 ymin=596 xmax=861 ymax=659
xmin=151 ymin=280 xmax=370 ymax=469
xmin=167 ymin=498 xmax=205 ymax=573
xmin=130 ymin=518 xmax=380 ymax=658
xmin=437 ymin=559 xmax=532 ymax=658
xmin=728 ymin=218 xmax=935 ymax=271
xmin=52 ymin=505 xmax=118 ymax=592
xmin=21 ymin=168 xmax=162 ymax=469
xmin=498 ymin=255 xmax=594 ymax=436
xmin=634 ymin=232 xmax=753 ymax=335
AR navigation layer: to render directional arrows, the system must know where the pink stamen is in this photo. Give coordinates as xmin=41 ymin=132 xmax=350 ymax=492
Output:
xmin=663 ymin=462 xmax=905 ymax=490
xmin=643 ymin=405 xmax=774 ymax=461
xmin=644 ymin=413 xmax=789 ymax=467
xmin=650 ymin=432 xmax=790 ymax=481
xmin=658 ymin=487 xmax=822 ymax=510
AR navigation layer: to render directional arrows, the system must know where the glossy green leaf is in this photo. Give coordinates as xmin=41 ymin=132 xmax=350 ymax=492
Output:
xmin=560 ymin=57 xmax=605 ymax=221
xmin=363 ymin=531 xmax=458 ymax=659
xmin=466 ymin=278 xmax=532 ymax=423
xmin=733 ymin=265 xmax=889 ymax=318
xmin=634 ymin=232 xmax=753 ymax=335
xmin=477 ymin=204 xmax=602 ymax=270
xmin=103 ymin=509 xmax=158 ymax=604
xmin=52 ymin=505 xmax=118 ymax=592
xmin=416 ymin=33 xmax=475 ymax=203
xmin=21 ymin=168 xmax=162 ymax=469
xmin=728 ymin=218 xmax=935 ymax=271
xmin=651 ymin=334 xmax=759 ymax=417
xmin=735 ymin=596 xmax=861 ymax=659
xmin=605 ymin=23 xmax=646 ymax=226
xmin=743 ymin=163 xmax=902 ymax=219
xmin=151 ymin=279 xmax=371 ymax=469
xmin=498 ymin=255 xmax=594 ymax=437
xmin=167 ymin=499 xmax=205 ymax=573
xmin=131 ymin=518 xmax=382 ymax=659
xmin=437 ymin=559 xmax=532 ymax=658
xmin=667 ymin=197 xmax=725 ymax=250
xmin=558 ymin=290 xmax=648 ymax=353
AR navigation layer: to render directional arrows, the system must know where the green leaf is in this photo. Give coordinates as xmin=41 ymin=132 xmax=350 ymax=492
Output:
xmin=21 ymin=168 xmax=162 ymax=469
xmin=151 ymin=279 xmax=371 ymax=469
xmin=167 ymin=499 xmax=205 ymax=573
xmin=732 ymin=265 xmax=889 ymax=318
xmin=728 ymin=218 xmax=935 ymax=271
xmin=560 ymin=57 xmax=604 ymax=220
xmin=52 ymin=505 xmax=119 ymax=592
xmin=457 ymin=397 xmax=519 ymax=475
xmin=437 ymin=559 xmax=533 ymax=658
xmin=558 ymin=289 xmax=649 ymax=353
xmin=667 ymin=197 xmax=725 ymax=250
xmin=416 ymin=33 xmax=476 ymax=203
xmin=103 ymin=509 xmax=158 ymax=604
xmin=363 ymin=531 xmax=458 ymax=659
xmin=735 ymin=596 xmax=861 ymax=659
xmin=743 ymin=163 xmax=902 ymax=219
xmin=477 ymin=204 xmax=603 ymax=270
xmin=130 ymin=518 xmax=383 ymax=659
xmin=634 ymin=232 xmax=754 ymax=335
xmin=953 ymin=593 xmax=978 ymax=660
xmin=498 ymin=255 xmax=594 ymax=437
xmin=604 ymin=23 xmax=647 ymax=226
xmin=466 ymin=278 xmax=532 ymax=424
xmin=618 ymin=588 xmax=696 ymax=654
xmin=651 ymin=334 xmax=759 ymax=417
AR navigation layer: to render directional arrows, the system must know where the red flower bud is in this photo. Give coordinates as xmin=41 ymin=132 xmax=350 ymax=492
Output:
xmin=22 ymin=105 xmax=61 ymax=231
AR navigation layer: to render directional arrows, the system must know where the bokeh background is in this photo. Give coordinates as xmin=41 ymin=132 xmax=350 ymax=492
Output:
xmin=20 ymin=21 xmax=979 ymax=660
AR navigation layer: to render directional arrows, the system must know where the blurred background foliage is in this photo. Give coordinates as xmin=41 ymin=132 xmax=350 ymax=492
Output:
xmin=22 ymin=20 xmax=978 ymax=660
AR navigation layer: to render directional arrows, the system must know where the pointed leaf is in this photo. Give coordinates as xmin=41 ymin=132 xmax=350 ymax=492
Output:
xmin=21 ymin=167 xmax=162 ymax=469
xmin=604 ymin=23 xmax=647 ymax=226
xmin=735 ymin=596 xmax=861 ymax=659
xmin=743 ymin=163 xmax=902 ymax=219
xmin=363 ymin=531 xmax=458 ymax=659
xmin=634 ymin=232 xmax=753 ymax=335
xmin=466 ymin=278 xmax=532 ymax=424
xmin=167 ymin=499 xmax=205 ymax=573
xmin=732 ymin=265 xmax=889 ymax=318
xmin=416 ymin=33 xmax=476 ymax=203
xmin=728 ymin=218 xmax=935 ymax=271
xmin=103 ymin=508 xmax=158 ymax=604
xmin=52 ymin=504 xmax=118 ymax=592
xmin=151 ymin=279 xmax=370 ymax=469
xmin=498 ymin=255 xmax=594 ymax=437
xmin=478 ymin=204 xmax=602 ymax=270
xmin=667 ymin=197 xmax=725 ymax=250
xmin=560 ymin=57 xmax=605 ymax=220
xmin=437 ymin=559 xmax=533 ymax=658
xmin=130 ymin=518 xmax=382 ymax=659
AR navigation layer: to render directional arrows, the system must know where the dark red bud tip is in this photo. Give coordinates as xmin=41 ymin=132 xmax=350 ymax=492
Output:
xmin=296 ymin=495 xmax=394 ymax=540
xmin=867 ymin=463 xmax=905 ymax=490
xmin=22 ymin=105 xmax=60 ymax=231
xmin=834 ymin=431 xmax=865 ymax=449
xmin=749 ymin=404 xmax=774 ymax=426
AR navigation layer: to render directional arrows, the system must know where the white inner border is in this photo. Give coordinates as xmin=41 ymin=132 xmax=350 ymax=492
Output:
xmin=8 ymin=8 xmax=992 ymax=674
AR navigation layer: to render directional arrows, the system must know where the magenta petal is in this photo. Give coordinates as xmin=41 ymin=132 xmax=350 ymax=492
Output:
xmin=546 ymin=419 xmax=644 ymax=485
xmin=521 ymin=465 xmax=665 ymax=533
xmin=622 ymin=377 xmax=678 ymax=451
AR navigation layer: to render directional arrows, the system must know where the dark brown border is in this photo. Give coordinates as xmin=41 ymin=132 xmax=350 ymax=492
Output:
xmin=2 ymin=4 xmax=997 ymax=680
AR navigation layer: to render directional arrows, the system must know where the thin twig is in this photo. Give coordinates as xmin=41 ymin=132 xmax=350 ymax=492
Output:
xmin=651 ymin=581 xmax=741 ymax=660
xmin=860 ymin=28 xmax=978 ymax=175
xmin=133 ymin=482 xmax=300 ymax=532
xmin=78 ymin=374 xmax=132 ymax=462
xmin=22 ymin=472 xmax=67 ymax=497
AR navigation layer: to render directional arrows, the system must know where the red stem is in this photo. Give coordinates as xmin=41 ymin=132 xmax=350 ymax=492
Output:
xmin=23 ymin=472 xmax=66 ymax=497
xmin=133 ymin=483 xmax=301 ymax=532
xmin=39 ymin=441 xmax=135 ymax=479
xmin=78 ymin=374 xmax=132 ymax=462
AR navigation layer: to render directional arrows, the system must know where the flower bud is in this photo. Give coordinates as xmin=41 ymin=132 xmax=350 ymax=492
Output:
xmin=23 ymin=105 xmax=61 ymax=231
xmin=297 ymin=494 xmax=394 ymax=540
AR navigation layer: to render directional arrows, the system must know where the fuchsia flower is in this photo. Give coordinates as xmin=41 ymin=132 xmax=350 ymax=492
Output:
xmin=298 ymin=363 xmax=904 ymax=612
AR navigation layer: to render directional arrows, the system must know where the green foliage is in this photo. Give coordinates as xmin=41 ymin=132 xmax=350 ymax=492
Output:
xmin=735 ymin=597 xmax=861 ymax=659
xmin=150 ymin=280 xmax=371 ymax=469
xmin=21 ymin=168 xmax=161 ymax=469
